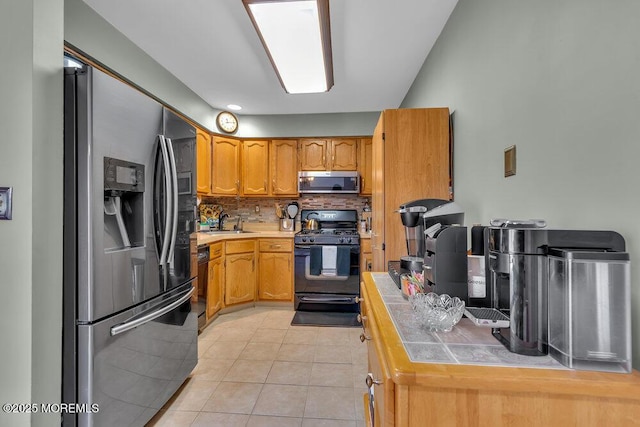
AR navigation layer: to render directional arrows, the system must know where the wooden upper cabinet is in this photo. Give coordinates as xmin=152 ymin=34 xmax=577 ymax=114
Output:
xmin=330 ymin=138 xmax=358 ymax=170
xmin=242 ymin=140 xmax=269 ymax=195
xmin=211 ymin=136 xmax=240 ymax=196
xmin=196 ymin=128 xmax=212 ymax=194
xmin=299 ymin=139 xmax=328 ymax=170
xmin=359 ymin=137 xmax=373 ymax=195
xmin=271 ymin=140 xmax=298 ymax=196
xmin=371 ymin=108 xmax=451 ymax=270
xmin=299 ymin=138 xmax=358 ymax=171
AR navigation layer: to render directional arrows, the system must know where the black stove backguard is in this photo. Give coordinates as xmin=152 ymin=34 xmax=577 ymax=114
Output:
xmin=300 ymin=209 xmax=359 ymax=231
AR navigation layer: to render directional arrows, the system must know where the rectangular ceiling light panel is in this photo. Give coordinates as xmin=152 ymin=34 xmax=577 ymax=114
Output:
xmin=244 ymin=0 xmax=333 ymax=94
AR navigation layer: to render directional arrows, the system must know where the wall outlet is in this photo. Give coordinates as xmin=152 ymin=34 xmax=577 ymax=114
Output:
xmin=255 ymin=205 xmax=260 ymax=213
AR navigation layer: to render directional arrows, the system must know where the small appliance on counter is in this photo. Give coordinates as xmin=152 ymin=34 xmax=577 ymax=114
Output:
xmin=486 ymin=219 xmax=631 ymax=372
xmin=388 ymin=199 xmax=461 ymax=288
xmin=423 ymin=224 xmax=468 ymax=302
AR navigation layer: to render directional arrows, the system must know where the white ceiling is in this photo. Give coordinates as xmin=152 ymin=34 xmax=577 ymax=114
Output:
xmin=82 ymin=0 xmax=458 ymax=115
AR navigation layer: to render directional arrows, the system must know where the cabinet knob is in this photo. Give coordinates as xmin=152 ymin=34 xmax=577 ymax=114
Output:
xmin=357 ymin=314 xmax=367 ymax=323
xmin=365 ymin=373 xmax=382 ymax=388
xmin=355 ymin=297 xmax=364 ymax=303
xmin=359 ymin=333 xmax=371 ymax=342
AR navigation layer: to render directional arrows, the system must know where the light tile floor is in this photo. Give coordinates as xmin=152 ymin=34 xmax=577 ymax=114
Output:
xmin=147 ymin=307 xmax=368 ymax=427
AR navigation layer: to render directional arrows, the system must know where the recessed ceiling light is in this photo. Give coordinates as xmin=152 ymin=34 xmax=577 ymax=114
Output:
xmin=227 ymin=104 xmax=242 ymax=111
xmin=243 ymin=0 xmax=333 ymax=94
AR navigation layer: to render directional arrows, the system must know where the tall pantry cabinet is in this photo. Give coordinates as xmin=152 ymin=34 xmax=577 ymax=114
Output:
xmin=371 ymin=108 xmax=451 ymax=271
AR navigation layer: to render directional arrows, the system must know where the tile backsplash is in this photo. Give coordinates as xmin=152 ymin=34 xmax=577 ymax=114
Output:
xmin=200 ymin=195 xmax=371 ymax=224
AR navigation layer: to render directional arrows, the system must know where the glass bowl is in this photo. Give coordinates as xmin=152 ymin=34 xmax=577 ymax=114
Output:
xmin=409 ymin=292 xmax=465 ymax=332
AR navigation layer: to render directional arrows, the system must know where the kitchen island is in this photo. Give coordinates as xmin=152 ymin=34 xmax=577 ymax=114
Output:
xmin=360 ymin=272 xmax=640 ymax=426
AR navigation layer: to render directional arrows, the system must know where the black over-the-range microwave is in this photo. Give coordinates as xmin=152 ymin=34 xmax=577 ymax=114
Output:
xmin=298 ymin=171 xmax=360 ymax=194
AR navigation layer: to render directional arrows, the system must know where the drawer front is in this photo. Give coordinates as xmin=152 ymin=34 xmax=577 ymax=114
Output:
xmin=361 ymin=238 xmax=372 ymax=253
xmin=226 ymin=239 xmax=256 ymax=254
xmin=209 ymin=242 xmax=224 ymax=260
xmin=259 ymin=239 xmax=293 ymax=252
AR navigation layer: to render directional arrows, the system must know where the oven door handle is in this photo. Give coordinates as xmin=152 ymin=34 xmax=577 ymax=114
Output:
xmin=299 ymin=296 xmax=358 ymax=304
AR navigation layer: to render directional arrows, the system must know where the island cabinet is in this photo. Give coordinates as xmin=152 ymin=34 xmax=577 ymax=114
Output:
xmin=206 ymin=242 xmax=224 ymax=319
xmin=196 ymin=128 xmax=212 ymax=195
xmin=360 ymin=272 xmax=640 ymax=427
xmin=299 ymin=138 xmax=358 ymax=171
xmin=224 ymin=240 xmax=256 ymax=306
xmin=211 ymin=136 xmax=241 ymax=196
xmin=258 ymin=238 xmax=294 ymax=301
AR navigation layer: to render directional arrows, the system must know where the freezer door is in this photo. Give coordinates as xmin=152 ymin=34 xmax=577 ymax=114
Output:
xmin=75 ymin=283 xmax=197 ymax=427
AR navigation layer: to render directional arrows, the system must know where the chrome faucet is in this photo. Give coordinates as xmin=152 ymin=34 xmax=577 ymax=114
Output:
xmin=234 ymin=215 xmax=243 ymax=231
xmin=219 ymin=212 xmax=230 ymax=231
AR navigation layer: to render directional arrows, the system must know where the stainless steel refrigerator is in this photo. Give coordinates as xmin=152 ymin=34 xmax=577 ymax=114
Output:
xmin=63 ymin=63 xmax=198 ymax=426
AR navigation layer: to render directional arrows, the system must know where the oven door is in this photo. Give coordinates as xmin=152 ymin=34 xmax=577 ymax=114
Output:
xmin=294 ymin=244 xmax=360 ymax=311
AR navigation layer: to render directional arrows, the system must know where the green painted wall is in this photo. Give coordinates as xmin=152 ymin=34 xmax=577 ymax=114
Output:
xmin=0 ymin=0 xmax=63 ymax=426
xmin=402 ymin=0 xmax=640 ymax=368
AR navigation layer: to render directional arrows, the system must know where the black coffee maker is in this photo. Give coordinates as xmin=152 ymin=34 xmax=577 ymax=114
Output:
xmin=397 ymin=199 xmax=451 ymax=271
xmin=388 ymin=199 xmax=454 ymax=288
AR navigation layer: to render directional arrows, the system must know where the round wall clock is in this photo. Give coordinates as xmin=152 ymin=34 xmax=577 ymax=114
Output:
xmin=216 ymin=111 xmax=239 ymax=134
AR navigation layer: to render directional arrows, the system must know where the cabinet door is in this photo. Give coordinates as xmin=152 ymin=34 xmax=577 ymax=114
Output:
xmin=360 ymin=240 xmax=372 ymax=273
xmin=225 ymin=252 xmax=256 ymax=305
xmin=299 ymin=139 xmax=328 ymax=170
xmin=211 ymin=136 xmax=240 ymax=195
xmin=330 ymin=138 xmax=358 ymax=170
xmin=196 ymin=129 xmax=212 ymax=194
xmin=359 ymin=137 xmax=373 ymax=195
xmin=258 ymin=252 xmax=293 ymax=301
xmin=271 ymin=140 xmax=299 ymax=196
xmin=242 ymin=140 xmax=269 ymax=195
xmin=371 ymin=116 xmax=385 ymax=271
xmin=206 ymin=256 xmax=224 ymax=318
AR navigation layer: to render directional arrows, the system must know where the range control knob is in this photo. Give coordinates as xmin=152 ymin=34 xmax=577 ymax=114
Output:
xmin=310 ymin=237 xmax=315 ymax=243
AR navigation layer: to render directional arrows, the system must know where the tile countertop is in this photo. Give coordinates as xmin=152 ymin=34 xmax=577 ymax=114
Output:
xmin=369 ymin=272 xmax=567 ymax=370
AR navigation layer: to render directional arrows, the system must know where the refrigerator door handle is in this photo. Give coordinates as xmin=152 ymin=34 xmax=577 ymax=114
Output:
xmin=110 ymin=286 xmax=194 ymax=336
xmin=165 ymin=137 xmax=179 ymax=265
xmin=158 ymin=135 xmax=173 ymax=265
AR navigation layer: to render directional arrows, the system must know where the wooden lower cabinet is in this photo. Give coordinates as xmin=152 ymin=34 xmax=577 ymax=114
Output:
xmin=258 ymin=238 xmax=293 ymax=301
xmin=360 ymin=238 xmax=372 ymax=273
xmin=224 ymin=240 xmax=256 ymax=306
xmin=361 ymin=273 xmax=640 ymax=426
xmin=206 ymin=242 xmax=224 ymax=319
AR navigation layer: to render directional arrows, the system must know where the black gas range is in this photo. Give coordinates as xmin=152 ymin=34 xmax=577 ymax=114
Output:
xmin=294 ymin=209 xmax=361 ymax=245
xmin=292 ymin=209 xmax=361 ymax=327
xmin=294 ymin=228 xmax=360 ymax=245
